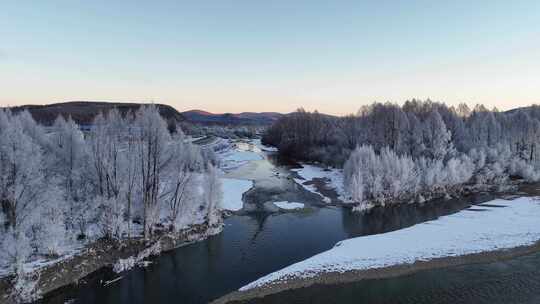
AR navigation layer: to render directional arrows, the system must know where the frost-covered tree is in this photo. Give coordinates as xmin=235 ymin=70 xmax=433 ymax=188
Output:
xmin=50 ymin=115 xmax=89 ymax=229
xmin=422 ymin=109 xmax=453 ymax=160
xmin=203 ymin=164 xmax=222 ymax=228
xmin=344 ymin=145 xmax=417 ymax=205
xmin=0 ymin=104 xmax=223 ymax=290
xmin=164 ymin=141 xmax=203 ymax=231
xmin=0 ymin=110 xmax=48 ymax=271
xmin=135 ymin=106 xmax=171 ymax=239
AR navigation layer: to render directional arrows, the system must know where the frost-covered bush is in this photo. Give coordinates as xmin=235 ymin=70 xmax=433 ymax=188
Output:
xmin=97 ymin=196 xmax=127 ymax=240
xmin=344 ymin=146 xmax=418 ymax=207
xmin=444 ymin=154 xmax=474 ymax=185
xmin=345 ymin=139 xmax=540 ymax=209
xmin=0 ymin=229 xmax=32 ymax=273
xmin=509 ymin=159 xmax=540 ymax=181
xmin=35 ymin=205 xmax=67 ymax=256
xmin=467 ymin=145 xmax=540 ymax=184
xmin=345 ymin=145 xmax=476 ymax=208
xmin=378 ymin=147 xmax=417 ymax=198
xmin=416 ymin=157 xmax=446 ymax=189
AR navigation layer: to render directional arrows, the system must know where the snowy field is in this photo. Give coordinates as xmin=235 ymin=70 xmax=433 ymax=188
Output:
xmin=240 ymin=197 xmax=540 ymax=291
xmin=220 ymin=178 xmax=254 ymax=211
xmin=291 ymin=164 xmax=345 ymax=201
xmin=273 ymin=201 xmax=305 ymax=210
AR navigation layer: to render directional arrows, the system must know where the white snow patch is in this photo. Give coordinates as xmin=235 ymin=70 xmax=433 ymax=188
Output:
xmin=223 ymin=151 xmax=262 ymax=163
xmin=291 ymin=164 xmax=345 ymax=201
xmin=252 ymin=139 xmax=278 ymax=152
xmin=273 ymin=201 xmax=305 ymax=210
xmin=240 ymin=197 xmax=540 ymax=291
xmin=220 ymin=178 xmax=253 ymax=211
xmin=218 ymin=141 xmax=263 ymax=171
xmin=184 ymin=136 xmax=205 ymax=143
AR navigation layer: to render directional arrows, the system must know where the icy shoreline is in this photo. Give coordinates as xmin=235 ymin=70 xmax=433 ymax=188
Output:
xmin=211 ymin=197 xmax=540 ymax=303
xmin=0 ymin=221 xmax=222 ymax=303
xmin=236 ymin=197 xmax=540 ymax=290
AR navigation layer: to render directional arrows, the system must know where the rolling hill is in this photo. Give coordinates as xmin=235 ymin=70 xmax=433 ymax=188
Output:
xmin=181 ymin=110 xmax=283 ymax=125
xmin=7 ymin=101 xmax=284 ymax=126
xmin=10 ymin=101 xmax=185 ymax=126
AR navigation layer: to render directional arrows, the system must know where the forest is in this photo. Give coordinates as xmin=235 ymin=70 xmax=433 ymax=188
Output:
xmin=0 ymin=106 xmax=221 ymax=299
xmin=263 ymin=99 xmax=540 ymax=209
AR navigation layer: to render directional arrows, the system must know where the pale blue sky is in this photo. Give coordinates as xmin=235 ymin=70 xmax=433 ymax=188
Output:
xmin=1 ymin=0 xmax=539 ymax=114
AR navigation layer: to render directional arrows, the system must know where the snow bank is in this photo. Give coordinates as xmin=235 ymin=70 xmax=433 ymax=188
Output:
xmin=220 ymin=178 xmax=253 ymax=211
xmin=241 ymin=197 xmax=540 ymax=291
xmin=291 ymin=164 xmax=345 ymax=200
xmin=273 ymin=201 xmax=305 ymax=210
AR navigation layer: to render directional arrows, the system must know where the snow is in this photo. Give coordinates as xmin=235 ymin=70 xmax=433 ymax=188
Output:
xmin=216 ymin=139 xmax=264 ymax=171
xmin=184 ymin=136 xmax=205 ymax=143
xmin=252 ymin=139 xmax=278 ymax=152
xmin=223 ymin=151 xmax=262 ymax=163
xmin=113 ymin=241 xmax=161 ymax=273
xmin=240 ymin=197 xmax=540 ymax=291
xmin=0 ymin=243 xmax=84 ymax=278
xmin=273 ymin=201 xmax=305 ymax=210
xmin=220 ymin=178 xmax=254 ymax=211
xmin=291 ymin=164 xmax=345 ymax=201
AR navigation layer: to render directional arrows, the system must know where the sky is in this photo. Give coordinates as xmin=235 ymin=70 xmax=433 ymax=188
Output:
xmin=1 ymin=0 xmax=539 ymax=115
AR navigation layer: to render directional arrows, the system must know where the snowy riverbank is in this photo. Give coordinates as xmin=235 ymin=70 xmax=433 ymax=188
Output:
xmin=213 ymin=197 xmax=540 ymax=302
xmin=0 ymin=221 xmax=222 ymax=304
xmin=0 ymin=137 xmax=263 ymax=303
xmin=221 ymin=178 xmax=253 ymax=211
xmin=291 ymin=164 xmax=345 ymax=203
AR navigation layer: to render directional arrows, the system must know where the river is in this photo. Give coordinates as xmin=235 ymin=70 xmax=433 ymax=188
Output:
xmin=41 ymin=143 xmax=540 ymax=304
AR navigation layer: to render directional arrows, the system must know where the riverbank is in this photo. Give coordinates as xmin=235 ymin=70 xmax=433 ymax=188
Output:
xmin=0 ymin=222 xmax=222 ymax=304
xmin=213 ymin=197 xmax=540 ymax=303
xmin=291 ymin=161 xmax=526 ymax=211
xmin=214 ymin=241 xmax=540 ymax=304
xmin=0 ymin=137 xmax=266 ymax=303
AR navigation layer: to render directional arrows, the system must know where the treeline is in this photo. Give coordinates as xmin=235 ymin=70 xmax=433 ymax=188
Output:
xmin=181 ymin=123 xmax=263 ymax=139
xmin=0 ymin=106 xmax=221 ymax=279
xmin=263 ymin=100 xmax=540 ymax=208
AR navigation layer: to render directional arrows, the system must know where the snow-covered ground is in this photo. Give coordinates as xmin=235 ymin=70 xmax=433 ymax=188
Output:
xmin=273 ymin=201 xmax=305 ymax=210
xmin=291 ymin=164 xmax=345 ymax=201
xmin=221 ymin=178 xmax=254 ymax=211
xmin=0 ymin=244 xmax=84 ymax=278
xmin=240 ymin=197 xmax=540 ymax=291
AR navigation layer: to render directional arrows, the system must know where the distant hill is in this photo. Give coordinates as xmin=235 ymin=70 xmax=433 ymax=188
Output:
xmin=9 ymin=101 xmax=185 ymax=126
xmin=6 ymin=101 xmax=285 ymax=127
xmin=181 ymin=109 xmax=284 ymax=125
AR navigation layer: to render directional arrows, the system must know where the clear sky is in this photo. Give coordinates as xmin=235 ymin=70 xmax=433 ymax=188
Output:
xmin=1 ymin=0 xmax=539 ymax=115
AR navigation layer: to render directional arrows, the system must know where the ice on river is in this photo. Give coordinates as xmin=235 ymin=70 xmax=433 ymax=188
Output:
xmin=218 ymin=140 xmax=263 ymax=171
xmin=220 ymin=178 xmax=253 ymax=211
xmin=273 ymin=201 xmax=305 ymax=210
xmin=240 ymin=197 xmax=540 ymax=291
